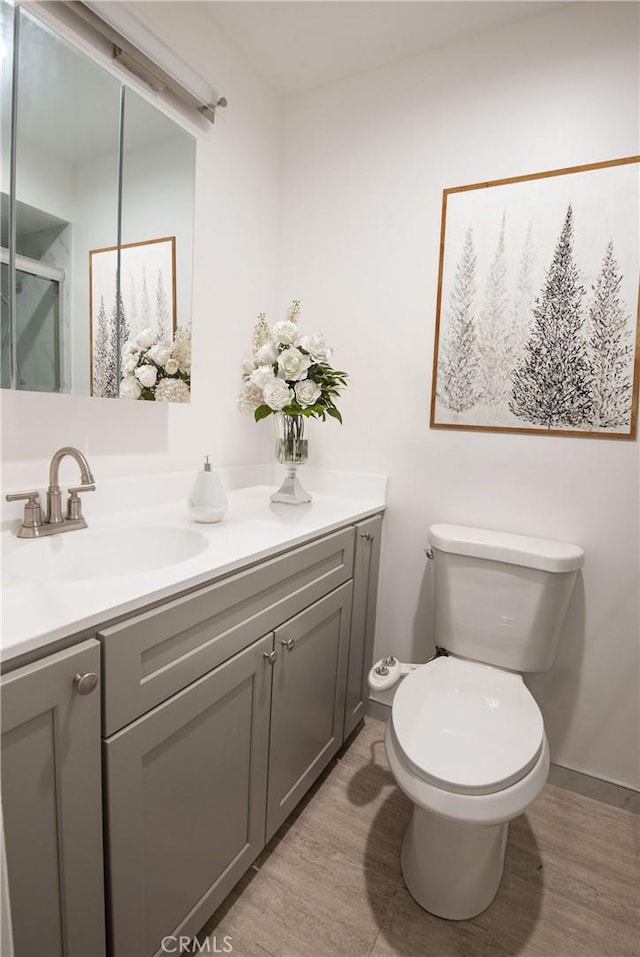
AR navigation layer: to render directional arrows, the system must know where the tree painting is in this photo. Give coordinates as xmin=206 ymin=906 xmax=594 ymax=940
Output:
xmin=155 ymin=269 xmax=171 ymax=341
xmin=92 ymin=296 xmax=109 ymax=397
xmin=510 ymin=224 xmax=536 ymax=369
xmin=510 ymin=205 xmax=592 ymax=428
xmin=476 ymin=215 xmax=513 ymax=406
xmin=437 ymin=227 xmax=480 ymax=413
xmin=431 ymin=157 xmax=639 ymax=438
xmin=588 ymin=240 xmax=634 ymax=429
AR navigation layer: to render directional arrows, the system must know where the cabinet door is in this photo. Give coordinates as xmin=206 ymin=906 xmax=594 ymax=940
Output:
xmin=344 ymin=514 xmax=383 ymax=739
xmin=1 ymin=640 xmax=105 ymax=957
xmin=104 ymin=633 xmax=273 ymax=957
xmin=266 ymin=582 xmax=352 ymax=842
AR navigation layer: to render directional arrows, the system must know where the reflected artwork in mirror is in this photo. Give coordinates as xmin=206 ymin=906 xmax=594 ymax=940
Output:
xmin=90 ymin=236 xmax=176 ymax=398
xmin=0 ymin=2 xmax=196 ymax=402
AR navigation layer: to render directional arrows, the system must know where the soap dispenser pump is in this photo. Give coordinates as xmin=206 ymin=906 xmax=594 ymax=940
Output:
xmin=188 ymin=456 xmax=228 ymax=523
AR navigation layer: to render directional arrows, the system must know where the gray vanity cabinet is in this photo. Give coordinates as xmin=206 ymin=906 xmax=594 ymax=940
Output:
xmin=344 ymin=514 xmax=383 ymax=738
xmin=1 ymin=640 xmax=105 ymax=957
xmin=266 ymin=581 xmax=353 ymax=841
xmin=103 ymin=633 xmax=273 ymax=957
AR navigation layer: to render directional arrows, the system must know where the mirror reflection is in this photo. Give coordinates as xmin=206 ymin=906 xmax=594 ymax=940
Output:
xmin=1 ymin=4 xmax=196 ymax=401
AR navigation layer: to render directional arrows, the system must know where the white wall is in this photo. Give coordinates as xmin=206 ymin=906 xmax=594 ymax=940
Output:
xmin=1 ymin=1 xmax=280 ymax=485
xmin=277 ymin=2 xmax=640 ymax=787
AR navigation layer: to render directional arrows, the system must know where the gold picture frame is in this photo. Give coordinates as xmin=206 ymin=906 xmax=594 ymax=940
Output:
xmin=430 ymin=156 xmax=640 ymax=439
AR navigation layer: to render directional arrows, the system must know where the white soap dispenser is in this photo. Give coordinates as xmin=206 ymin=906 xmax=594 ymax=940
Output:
xmin=188 ymin=456 xmax=228 ymax=523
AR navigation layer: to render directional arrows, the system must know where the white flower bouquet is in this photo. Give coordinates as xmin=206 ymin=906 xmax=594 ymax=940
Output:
xmin=120 ymin=327 xmax=191 ymax=402
xmin=239 ymin=301 xmax=348 ymax=423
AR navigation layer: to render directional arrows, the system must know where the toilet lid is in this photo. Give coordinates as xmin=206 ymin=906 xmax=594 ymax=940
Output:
xmin=392 ymin=657 xmax=544 ymax=795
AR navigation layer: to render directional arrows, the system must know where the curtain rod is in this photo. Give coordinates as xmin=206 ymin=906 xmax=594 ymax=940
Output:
xmin=61 ymin=0 xmax=227 ymax=123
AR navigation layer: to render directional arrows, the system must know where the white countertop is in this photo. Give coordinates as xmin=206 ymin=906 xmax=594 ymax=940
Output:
xmin=1 ymin=484 xmax=385 ymax=664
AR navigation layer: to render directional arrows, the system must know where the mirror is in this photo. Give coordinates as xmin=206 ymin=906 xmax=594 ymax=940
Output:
xmin=1 ymin=3 xmax=196 ymax=401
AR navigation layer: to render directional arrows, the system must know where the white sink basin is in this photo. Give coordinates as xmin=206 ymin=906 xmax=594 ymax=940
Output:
xmin=6 ymin=526 xmax=209 ymax=582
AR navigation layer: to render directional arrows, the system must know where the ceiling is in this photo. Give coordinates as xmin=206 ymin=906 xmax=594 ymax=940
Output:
xmin=198 ymin=1 xmax=573 ymax=96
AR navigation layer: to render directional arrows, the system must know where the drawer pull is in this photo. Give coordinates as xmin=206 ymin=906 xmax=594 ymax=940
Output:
xmin=74 ymin=672 xmax=98 ymax=695
xmin=281 ymin=638 xmax=296 ymax=651
xmin=360 ymin=532 xmax=373 ymax=542
xmin=263 ymin=650 xmax=278 ymax=665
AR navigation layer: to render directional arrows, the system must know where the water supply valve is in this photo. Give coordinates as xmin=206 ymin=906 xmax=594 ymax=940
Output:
xmin=368 ymin=655 xmax=402 ymax=691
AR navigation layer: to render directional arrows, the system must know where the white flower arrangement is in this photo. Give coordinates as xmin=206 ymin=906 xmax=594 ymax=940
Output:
xmin=120 ymin=327 xmax=191 ymax=403
xmin=239 ymin=301 xmax=348 ymax=422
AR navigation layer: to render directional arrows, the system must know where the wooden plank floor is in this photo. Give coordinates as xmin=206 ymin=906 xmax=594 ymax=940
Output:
xmin=200 ymin=717 xmax=640 ymax=957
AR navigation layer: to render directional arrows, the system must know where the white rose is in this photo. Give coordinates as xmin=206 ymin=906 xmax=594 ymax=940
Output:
xmin=299 ymin=334 xmax=333 ymax=363
xmin=120 ymin=375 xmax=142 ymax=399
xmin=249 ymin=364 xmax=276 ymax=389
xmin=294 ymin=379 xmax=322 ymax=408
xmin=136 ymin=327 xmax=155 ymax=350
xmin=164 ymin=358 xmax=179 ymax=376
xmin=148 ymin=340 xmax=173 ymax=366
xmin=273 ymin=320 xmax=299 ymax=346
xmin=263 ymin=378 xmax=294 ymax=411
xmin=125 ymin=341 xmax=139 ymax=355
xmin=241 ymin=357 xmax=256 ymax=375
xmin=277 ymin=347 xmax=311 ymax=382
xmin=121 ymin=353 xmax=138 ymax=375
xmin=135 ymin=364 xmax=158 ymax=388
xmin=255 ymin=341 xmax=278 ymax=365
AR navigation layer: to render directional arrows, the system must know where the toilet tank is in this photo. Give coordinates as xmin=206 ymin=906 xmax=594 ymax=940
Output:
xmin=429 ymin=524 xmax=584 ymax=673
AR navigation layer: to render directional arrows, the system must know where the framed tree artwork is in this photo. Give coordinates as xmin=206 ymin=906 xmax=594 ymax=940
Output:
xmin=89 ymin=236 xmax=176 ymax=397
xmin=430 ymin=156 xmax=640 ymax=438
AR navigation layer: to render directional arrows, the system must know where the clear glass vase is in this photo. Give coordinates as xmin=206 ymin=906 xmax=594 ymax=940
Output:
xmin=271 ymin=413 xmax=312 ymax=504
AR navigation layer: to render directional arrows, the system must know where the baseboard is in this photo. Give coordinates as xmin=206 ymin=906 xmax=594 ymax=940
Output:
xmin=365 ymin=699 xmax=391 ymax=722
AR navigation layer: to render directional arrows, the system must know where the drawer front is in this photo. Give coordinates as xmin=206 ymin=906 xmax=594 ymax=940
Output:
xmin=101 ymin=527 xmax=354 ymax=734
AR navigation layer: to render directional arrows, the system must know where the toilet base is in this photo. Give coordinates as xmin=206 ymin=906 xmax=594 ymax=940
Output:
xmin=401 ymin=806 xmax=508 ymax=920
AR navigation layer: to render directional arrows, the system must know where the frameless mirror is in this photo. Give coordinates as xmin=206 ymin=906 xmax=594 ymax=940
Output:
xmin=1 ymin=3 xmax=196 ymax=401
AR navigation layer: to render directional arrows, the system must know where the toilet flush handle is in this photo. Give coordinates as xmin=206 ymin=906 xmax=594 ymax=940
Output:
xmin=424 ymin=546 xmax=434 ymax=560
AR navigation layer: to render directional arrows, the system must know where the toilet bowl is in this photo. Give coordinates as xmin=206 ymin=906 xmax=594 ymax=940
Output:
xmin=385 ymin=656 xmax=549 ymax=919
xmin=379 ymin=523 xmax=584 ymax=920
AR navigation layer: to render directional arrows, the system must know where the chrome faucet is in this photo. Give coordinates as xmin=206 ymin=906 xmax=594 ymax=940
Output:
xmin=6 ymin=446 xmax=96 ymax=539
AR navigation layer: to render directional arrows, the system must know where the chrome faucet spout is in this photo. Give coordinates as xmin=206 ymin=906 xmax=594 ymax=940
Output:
xmin=46 ymin=447 xmax=95 ymax=526
xmin=48 ymin=446 xmax=95 ymax=489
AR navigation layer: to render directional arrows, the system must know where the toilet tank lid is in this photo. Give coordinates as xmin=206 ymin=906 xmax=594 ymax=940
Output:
xmin=429 ymin=524 xmax=584 ymax=572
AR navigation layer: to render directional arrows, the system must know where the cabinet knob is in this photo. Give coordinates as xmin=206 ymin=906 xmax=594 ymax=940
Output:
xmin=281 ymin=637 xmax=296 ymax=651
xmin=73 ymin=672 xmax=98 ymax=695
xmin=360 ymin=532 xmax=373 ymax=542
xmin=263 ymin=650 xmax=278 ymax=665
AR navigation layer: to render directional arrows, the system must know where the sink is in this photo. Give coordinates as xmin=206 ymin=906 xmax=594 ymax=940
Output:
xmin=6 ymin=526 xmax=209 ymax=582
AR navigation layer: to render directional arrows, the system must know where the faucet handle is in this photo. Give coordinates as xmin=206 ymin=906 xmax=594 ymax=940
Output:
xmin=66 ymin=484 xmax=96 ymax=522
xmin=5 ymin=491 xmax=43 ymax=534
xmin=67 ymin=484 xmax=96 ymax=496
xmin=6 ymin=490 xmax=40 ymax=503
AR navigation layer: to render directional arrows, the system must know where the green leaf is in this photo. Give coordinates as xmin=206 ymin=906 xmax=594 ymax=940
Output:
xmin=326 ymin=406 xmax=343 ymax=423
xmin=254 ymin=405 xmax=273 ymax=422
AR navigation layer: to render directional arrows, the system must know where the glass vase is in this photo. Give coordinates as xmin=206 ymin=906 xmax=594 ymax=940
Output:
xmin=271 ymin=413 xmax=312 ymax=504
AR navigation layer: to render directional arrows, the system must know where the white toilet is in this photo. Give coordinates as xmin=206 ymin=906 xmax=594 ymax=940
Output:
xmin=384 ymin=522 xmax=584 ymax=921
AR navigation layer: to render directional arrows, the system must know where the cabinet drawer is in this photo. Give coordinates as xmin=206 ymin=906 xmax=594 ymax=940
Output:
xmin=101 ymin=527 xmax=354 ymax=734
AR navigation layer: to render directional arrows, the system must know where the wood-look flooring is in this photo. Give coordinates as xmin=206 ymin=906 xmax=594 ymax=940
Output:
xmin=199 ymin=717 xmax=640 ymax=957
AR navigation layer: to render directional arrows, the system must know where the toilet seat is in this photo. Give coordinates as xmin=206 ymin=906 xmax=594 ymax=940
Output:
xmin=391 ymin=656 xmax=544 ymax=796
